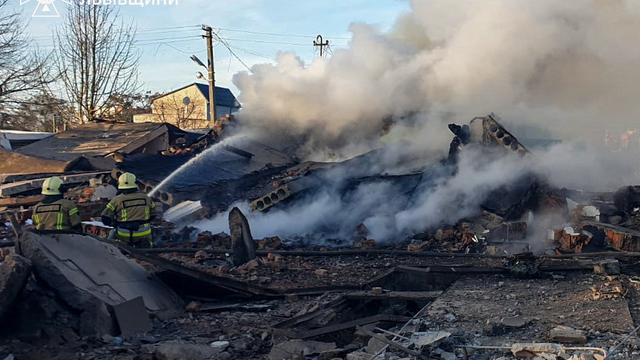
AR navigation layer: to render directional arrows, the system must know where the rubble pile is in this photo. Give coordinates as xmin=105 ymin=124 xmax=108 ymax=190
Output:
xmin=1 ymin=116 xmax=640 ymax=359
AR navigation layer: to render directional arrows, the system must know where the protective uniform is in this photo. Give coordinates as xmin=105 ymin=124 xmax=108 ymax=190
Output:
xmin=101 ymin=173 xmax=155 ymax=248
xmin=33 ymin=176 xmax=81 ymax=232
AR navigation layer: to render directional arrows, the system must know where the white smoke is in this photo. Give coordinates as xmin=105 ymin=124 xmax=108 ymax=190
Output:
xmin=194 ymin=149 xmax=534 ymax=242
xmin=192 ymin=1 xmax=640 ymax=243
xmin=233 ymin=0 xmax=640 ymax=159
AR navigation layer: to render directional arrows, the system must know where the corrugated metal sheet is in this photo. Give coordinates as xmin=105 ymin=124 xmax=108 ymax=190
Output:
xmin=16 ymin=122 xmax=173 ymax=162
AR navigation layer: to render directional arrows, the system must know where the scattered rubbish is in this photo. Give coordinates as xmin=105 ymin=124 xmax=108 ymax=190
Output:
xmin=152 ymin=341 xmax=227 ymax=360
xmin=0 ymin=115 xmax=639 ymax=360
xmin=268 ymin=339 xmax=336 ymax=360
xmin=409 ymin=331 xmax=451 ymax=348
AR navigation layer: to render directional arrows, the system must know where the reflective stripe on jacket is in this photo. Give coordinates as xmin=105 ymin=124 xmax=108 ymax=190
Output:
xmin=102 ymin=192 xmax=155 ymax=243
xmin=116 ymin=223 xmax=152 ymax=239
xmin=33 ymin=199 xmax=81 ymax=231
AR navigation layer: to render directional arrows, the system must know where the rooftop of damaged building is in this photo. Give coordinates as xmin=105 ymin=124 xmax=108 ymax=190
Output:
xmin=14 ymin=121 xmax=198 ymax=169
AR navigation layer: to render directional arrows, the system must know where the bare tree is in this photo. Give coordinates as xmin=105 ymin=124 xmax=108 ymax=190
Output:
xmin=0 ymin=0 xmax=54 ymax=127
xmin=54 ymin=3 xmax=140 ymax=124
xmin=4 ymin=92 xmax=75 ymax=132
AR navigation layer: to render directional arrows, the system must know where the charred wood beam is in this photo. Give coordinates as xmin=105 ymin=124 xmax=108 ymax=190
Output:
xmin=120 ymin=247 xmax=281 ymax=298
xmin=538 ymin=259 xmax=605 ymax=271
xmin=137 ymin=248 xmax=513 ymax=258
xmin=397 ymin=265 xmax=507 ymax=274
xmin=344 ymin=290 xmax=442 ymax=301
xmin=401 ymin=260 xmax=611 ymax=273
xmin=281 ymin=284 xmax=363 ymax=296
xmin=544 ymin=251 xmax=640 ymax=259
xmin=295 ymin=315 xmax=411 ymax=340
xmin=273 ymin=297 xmax=348 ymax=329
xmin=0 ymin=194 xmax=43 ymax=208
xmin=137 ymin=247 xmax=640 ymax=260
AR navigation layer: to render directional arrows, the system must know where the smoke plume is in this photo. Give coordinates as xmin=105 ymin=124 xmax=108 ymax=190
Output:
xmin=192 ymin=1 xmax=640 ymax=244
xmin=233 ymin=0 xmax=640 ymax=159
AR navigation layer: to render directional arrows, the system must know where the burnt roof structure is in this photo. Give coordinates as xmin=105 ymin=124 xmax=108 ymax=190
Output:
xmin=18 ymin=122 xmax=170 ymax=161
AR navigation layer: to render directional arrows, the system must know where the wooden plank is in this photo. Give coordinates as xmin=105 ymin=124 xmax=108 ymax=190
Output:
xmin=0 ymin=171 xmax=109 ymax=197
xmin=397 ymin=265 xmax=508 ymax=274
xmin=138 ymin=248 xmax=512 ymax=258
xmin=0 ymin=195 xmax=43 ymax=208
xmin=272 ymin=297 xmax=348 ymax=329
xmin=300 ymin=315 xmax=411 ymax=339
xmin=0 ymin=172 xmax=64 ymax=184
xmin=344 ymin=290 xmax=442 ymax=301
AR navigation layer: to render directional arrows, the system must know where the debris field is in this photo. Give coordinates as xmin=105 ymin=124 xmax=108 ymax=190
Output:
xmin=1 ymin=115 xmax=640 ymax=360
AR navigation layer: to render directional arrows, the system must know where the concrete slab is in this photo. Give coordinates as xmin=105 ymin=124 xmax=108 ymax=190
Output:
xmin=112 ymin=297 xmax=153 ymax=337
xmin=18 ymin=231 xmax=182 ymax=332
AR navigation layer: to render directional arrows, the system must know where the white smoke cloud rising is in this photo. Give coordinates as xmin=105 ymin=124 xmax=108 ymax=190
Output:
xmin=233 ymin=0 xmax=640 ymax=159
xmin=192 ymin=1 xmax=640 ymax=243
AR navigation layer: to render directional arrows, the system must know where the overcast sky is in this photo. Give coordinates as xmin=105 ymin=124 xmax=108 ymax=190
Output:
xmin=17 ymin=0 xmax=410 ymax=94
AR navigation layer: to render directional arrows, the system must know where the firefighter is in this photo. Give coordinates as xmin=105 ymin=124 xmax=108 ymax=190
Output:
xmin=32 ymin=176 xmax=81 ymax=232
xmin=101 ymin=172 xmax=156 ymax=248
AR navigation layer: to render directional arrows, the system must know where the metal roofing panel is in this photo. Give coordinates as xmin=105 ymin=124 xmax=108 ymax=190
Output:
xmin=16 ymin=122 xmax=167 ymax=161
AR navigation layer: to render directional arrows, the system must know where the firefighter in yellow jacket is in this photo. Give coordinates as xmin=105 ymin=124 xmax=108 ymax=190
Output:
xmin=101 ymin=172 xmax=156 ymax=248
xmin=32 ymin=176 xmax=81 ymax=232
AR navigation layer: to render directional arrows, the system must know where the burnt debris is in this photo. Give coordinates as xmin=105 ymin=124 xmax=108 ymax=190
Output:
xmin=0 ymin=116 xmax=640 ymax=359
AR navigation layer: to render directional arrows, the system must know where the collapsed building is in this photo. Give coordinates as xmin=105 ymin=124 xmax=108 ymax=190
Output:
xmin=0 ymin=116 xmax=639 ymax=359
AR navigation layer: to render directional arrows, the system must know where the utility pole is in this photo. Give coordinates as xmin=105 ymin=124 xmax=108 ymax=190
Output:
xmin=202 ymin=25 xmax=217 ymax=124
xmin=313 ymin=35 xmax=329 ymax=57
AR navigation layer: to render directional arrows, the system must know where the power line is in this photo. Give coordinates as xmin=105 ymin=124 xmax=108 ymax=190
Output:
xmin=26 ymin=23 xmax=349 ymax=63
xmin=212 ymin=32 xmax=252 ymax=71
xmin=214 ymin=37 xmax=311 ymax=47
xmin=29 ymin=27 xmax=200 ymax=41
xmin=135 ymin=35 xmax=202 ymax=44
xmin=215 ymin=26 xmax=351 ymax=40
xmin=26 ymin=37 xmax=203 ymax=50
xmin=28 ymin=35 xmax=202 ymax=47
xmin=137 ymin=24 xmax=200 ymax=32
xmin=226 ymin=45 xmax=273 ymax=62
xmin=156 ymin=42 xmax=196 ymax=55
